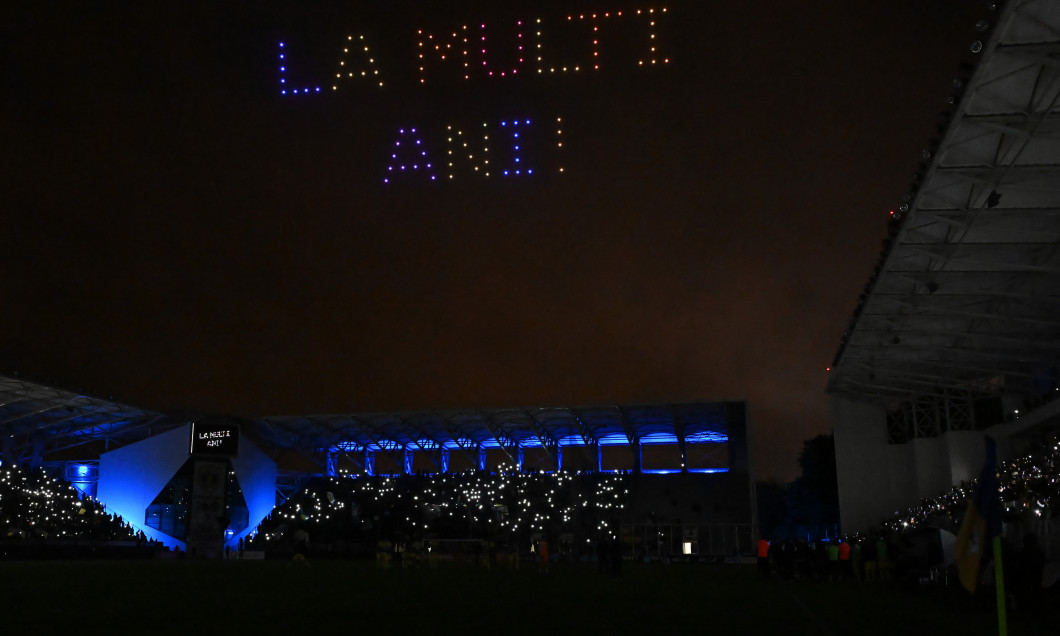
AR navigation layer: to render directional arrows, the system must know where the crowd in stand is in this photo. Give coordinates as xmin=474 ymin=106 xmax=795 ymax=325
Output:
xmin=5 ymin=435 xmax=1058 ymax=591
xmin=246 ymin=467 xmax=629 ymax=561
xmin=874 ymin=439 xmax=1059 ymax=604
xmin=754 ymin=438 xmax=1060 ymax=615
xmin=0 ymin=464 xmax=151 ymax=546
xmin=884 ymin=439 xmax=1060 ymax=536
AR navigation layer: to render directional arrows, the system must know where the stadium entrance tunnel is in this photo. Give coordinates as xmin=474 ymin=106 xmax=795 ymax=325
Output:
xmin=96 ymin=423 xmax=276 ymax=553
xmin=144 ymin=458 xmax=250 ymax=544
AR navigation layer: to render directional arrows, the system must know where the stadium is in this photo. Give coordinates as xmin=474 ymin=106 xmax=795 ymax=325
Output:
xmin=827 ymin=0 xmax=1060 ymax=545
xmin=0 ymin=378 xmax=752 ymax=561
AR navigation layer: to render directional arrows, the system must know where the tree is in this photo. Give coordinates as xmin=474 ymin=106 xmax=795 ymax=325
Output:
xmin=786 ymin=434 xmax=840 ymax=531
xmin=755 ymin=478 xmax=788 ymax=539
xmin=757 ymin=434 xmax=840 ymax=540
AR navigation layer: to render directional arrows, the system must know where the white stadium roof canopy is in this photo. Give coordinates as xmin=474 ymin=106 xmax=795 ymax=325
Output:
xmin=827 ymin=0 xmax=1060 ymax=408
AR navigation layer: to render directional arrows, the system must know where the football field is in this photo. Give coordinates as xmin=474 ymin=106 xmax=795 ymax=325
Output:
xmin=0 ymin=559 xmax=1052 ymax=635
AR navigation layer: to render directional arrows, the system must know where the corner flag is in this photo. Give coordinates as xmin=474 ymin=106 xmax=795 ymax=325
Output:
xmin=954 ymin=437 xmax=1002 ymax=594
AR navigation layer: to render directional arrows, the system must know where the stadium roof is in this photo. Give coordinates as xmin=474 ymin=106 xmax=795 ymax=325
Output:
xmin=827 ymin=0 xmax=1060 ymax=407
xmin=0 ymin=375 xmax=175 ymax=461
xmin=254 ymin=403 xmax=732 ymax=454
xmin=0 ymin=374 xmax=735 ymax=464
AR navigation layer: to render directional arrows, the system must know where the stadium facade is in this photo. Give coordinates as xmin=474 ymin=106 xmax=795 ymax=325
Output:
xmin=0 ymin=374 xmax=753 ymax=556
xmin=827 ymin=0 xmax=1060 ymax=533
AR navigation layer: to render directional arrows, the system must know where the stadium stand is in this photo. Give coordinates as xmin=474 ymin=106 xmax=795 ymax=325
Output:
xmin=827 ymin=0 xmax=1060 ymax=539
xmin=0 ymin=463 xmax=161 ymax=558
xmin=0 ymin=374 xmax=753 ymax=558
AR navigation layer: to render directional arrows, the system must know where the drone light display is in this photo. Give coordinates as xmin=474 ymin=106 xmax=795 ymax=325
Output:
xmin=382 ymin=118 xmax=564 ymax=183
xmin=277 ymin=7 xmax=668 ymax=183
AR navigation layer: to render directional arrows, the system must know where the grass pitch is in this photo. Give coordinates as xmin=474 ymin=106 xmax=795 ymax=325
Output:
xmin=1 ymin=559 xmax=1053 ymax=634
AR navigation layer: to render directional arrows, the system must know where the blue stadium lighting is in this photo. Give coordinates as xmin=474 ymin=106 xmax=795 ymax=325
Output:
xmin=685 ymin=431 xmax=728 ymax=444
xmin=597 ymin=432 xmax=629 ymax=446
xmin=639 ymin=432 xmax=679 ymax=445
xmin=556 ymin=434 xmax=586 ymax=447
xmin=321 ymin=427 xmax=728 ymax=477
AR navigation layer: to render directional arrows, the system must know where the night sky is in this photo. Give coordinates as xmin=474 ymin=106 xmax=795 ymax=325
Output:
xmin=2 ymin=1 xmax=985 ymax=479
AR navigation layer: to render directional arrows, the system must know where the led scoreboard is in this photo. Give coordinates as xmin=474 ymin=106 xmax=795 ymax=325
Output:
xmin=190 ymin=421 xmax=240 ymax=457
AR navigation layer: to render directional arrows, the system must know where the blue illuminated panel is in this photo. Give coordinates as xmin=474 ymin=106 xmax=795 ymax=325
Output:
xmin=597 ymin=432 xmax=631 ymax=446
xmin=98 ymin=423 xmax=277 ymax=551
xmin=556 ymin=434 xmax=586 ymax=447
xmin=685 ymin=431 xmax=728 ymax=444
xmin=98 ymin=425 xmax=194 ymax=550
xmin=639 ymin=432 xmax=678 ymax=445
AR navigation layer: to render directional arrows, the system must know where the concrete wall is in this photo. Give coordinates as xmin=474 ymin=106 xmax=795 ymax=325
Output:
xmin=832 ymin=396 xmax=894 ymax=533
xmin=833 ymin=395 xmax=993 ymax=534
xmin=945 ymin=431 xmax=986 ymax=486
xmin=230 ymin=434 xmax=279 ymax=547
xmin=884 ymin=443 xmax=916 ymax=509
xmin=912 ymin=437 xmax=950 ymax=499
xmin=97 ymin=424 xmax=193 ymax=549
xmin=98 ymin=423 xmax=277 ymax=551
